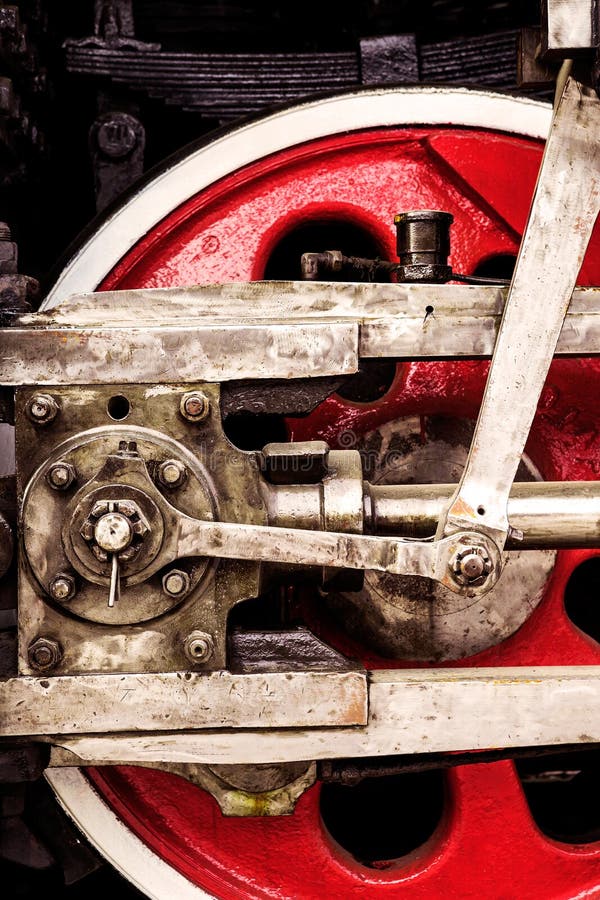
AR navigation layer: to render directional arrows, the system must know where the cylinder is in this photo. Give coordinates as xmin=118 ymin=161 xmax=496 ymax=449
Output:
xmin=394 ymin=209 xmax=453 ymax=283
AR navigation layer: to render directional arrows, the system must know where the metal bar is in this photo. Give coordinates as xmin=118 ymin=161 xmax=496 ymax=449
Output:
xmin=439 ymin=78 xmax=600 ymax=548
xmin=369 ymin=481 xmax=600 ymax=548
xmin=0 ymin=321 xmax=359 ymax=385
xmin=543 ymin=0 xmax=595 ymax=52
xmin=35 ymin=666 xmax=600 ymax=764
xmin=22 ymin=280 xmax=600 ymax=323
xmin=0 ymin=669 xmax=367 ymax=738
xmin=4 ymin=283 xmax=600 ymax=384
xmin=173 ymin=518 xmax=496 ymax=595
xmin=175 ymin=516 xmax=439 ymax=577
xmin=319 ymin=742 xmax=600 ymax=783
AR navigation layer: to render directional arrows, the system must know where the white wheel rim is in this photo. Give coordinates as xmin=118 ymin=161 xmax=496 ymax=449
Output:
xmin=43 ymin=86 xmax=552 ymax=898
xmin=47 ymin=768 xmax=213 ymax=899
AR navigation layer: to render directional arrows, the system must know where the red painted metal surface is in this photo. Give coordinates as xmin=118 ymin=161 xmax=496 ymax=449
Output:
xmin=88 ymin=124 xmax=600 ymax=898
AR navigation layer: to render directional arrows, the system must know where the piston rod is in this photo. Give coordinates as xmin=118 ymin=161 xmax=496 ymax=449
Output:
xmin=366 ymin=481 xmax=600 ymax=549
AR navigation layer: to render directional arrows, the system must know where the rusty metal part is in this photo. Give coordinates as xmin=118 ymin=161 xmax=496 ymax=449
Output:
xmin=319 ymin=742 xmax=600 ymax=785
xmin=360 ymin=33 xmax=419 ymax=84
xmin=156 ymin=458 xmax=186 ymax=489
xmin=48 ymin=574 xmax=76 ymax=603
xmin=0 ymin=222 xmax=17 ymax=275
xmin=64 ymin=29 xmax=534 ymax=126
xmin=25 ymin=394 xmax=58 ymax=426
xmin=27 ymin=637 xmax=62 ymax=672
xmin=450 ymin=544 xmax=493 ymax=587
xmin=326 ymin=416 xmax=555 ymax=661
xmin=300 ymin=250 xmax=395 ymax=282
xmin=64 ymin=0 xmax=159 ymax=51
xmin=179 ymin=391 xmax=210 ymax=422
xmin=163 ymin=569 xmax=190 ymax=598
xmin=102 ymin=760 xmax=318 ymax=818
xmin=182 ymin=630 xmax=213 ymax=664
xmin=518 ymin=27 xmax=556 ymax=89
xmin=228 ymin=629 xmax=363 ymax=674
xmin=394 ymin=209 xmax=454 ymax=283
xmin=45 ymin=462 xmax=77 ymax=491
xmin=90 ymin=111 xmax=146 ymax=213
xmin=220 ymin=376 xmax=345 ymax=417
xmin=174 ymin=516 xmax=502 ymax=597
xmin=16 ymin=384 xmax=263 ymax=675
xmin=260 ymin=441 xmax=329 ymax=485
xmin=81 ymin=497 xmax=150 ymax=563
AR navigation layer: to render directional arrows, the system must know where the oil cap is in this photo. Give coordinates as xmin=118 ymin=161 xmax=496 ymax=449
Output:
xmin=394 ymin=209 xmax=453 ymax=283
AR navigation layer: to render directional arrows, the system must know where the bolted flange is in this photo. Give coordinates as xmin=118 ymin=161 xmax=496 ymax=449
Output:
xmin=46 ymin=461 xmax=77 ymax=491
xmin=28 ymin=636 xmax=62 ymax=672
xmin=183 ymin=630 xmax=214 ymax=664
xmin=49 ymin=573 xmax=77 ymax=602
xmin=25 ymin=393 xmax=58 ymax=426
xmin=180 ymin=391 xmax=210 ymax=423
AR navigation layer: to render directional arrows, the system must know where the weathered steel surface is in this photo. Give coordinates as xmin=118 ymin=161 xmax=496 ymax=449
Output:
xmin=3 ymin=281 xmax=600 ymax=384
xmin=0 ymin=668 xmax=367 ymax=737
xmin=441 ymin=78 xmax=600 ymax=547
xmin=38 ymin=666 xmax=600 ymax=763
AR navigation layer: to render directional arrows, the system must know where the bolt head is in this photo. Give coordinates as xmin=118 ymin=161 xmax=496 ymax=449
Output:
xmin=94 ymin=512 xmax=133 ymax=553
xmin=162 ymin=569 xmax=190 ymax=597
xmin=49 ymin=573 xmax=76 ymax=602
xmin=26 ymin=393 xmax=58 ymax=426
xmin=180 ymin=391 xmax=210 ymax=422
xmin=28 ymin=636 xmax=62 ymax=671
xmin=46 ymin=462 xmax=76 ymax=491
xmin=184 ymin=630 xmax=214 ymax=664
xmin=96 ymin=114 xmax=138 ymax=159
xmin=157 ymin=459 xmax=187 ymax=489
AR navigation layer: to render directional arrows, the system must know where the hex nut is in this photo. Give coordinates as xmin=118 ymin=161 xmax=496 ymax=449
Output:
xmin=162 ymin=569 xmax=191 ymax=597
xmin=46 ymin=462 xmax=77 ymax=491
xmin=157 ymin=459 xmax=187 ymax=489
xmin=81 ymin=499 xmax=150 ymax=560
xmin=180 ymin=391 xmax=210 ymax=423
xmin=450 ymin=545 xmax=493 ymax=587
xmin=183 ymin=630 xmax=214 ymax=664
xmin=49 ymin=573 xmax=76 ymax=602
xmin=28 ymin=637 xmax=63 ymax=671
xmin=25 ymin=393 xmax=59 ymax=426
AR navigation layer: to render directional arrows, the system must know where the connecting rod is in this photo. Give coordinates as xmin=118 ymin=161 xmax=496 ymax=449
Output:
xmin=438 ymin=76 xmax=600 ymax=549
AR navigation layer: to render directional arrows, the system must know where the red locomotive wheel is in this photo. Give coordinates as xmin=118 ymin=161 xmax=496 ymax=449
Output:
xmin=46 ymin=87 xmax=600 ymax=899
